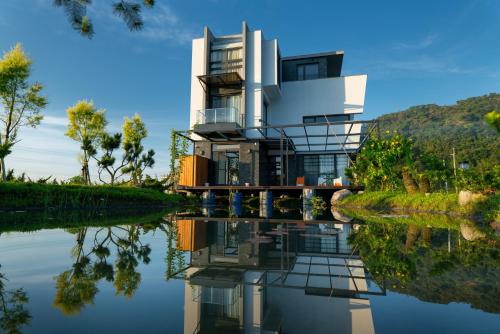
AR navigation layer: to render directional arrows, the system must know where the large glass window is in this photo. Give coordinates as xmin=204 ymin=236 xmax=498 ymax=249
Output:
xmin=210 ymin=48 xmax=243 ymax=74
xmin=297 ymin=63 xmax=319 ymax=80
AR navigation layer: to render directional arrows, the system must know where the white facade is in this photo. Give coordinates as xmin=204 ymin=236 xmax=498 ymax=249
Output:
xmin=188 ymin=23 xmax=367 ymax=146
xmin=187 ymin=23 xmax=369 ymax=187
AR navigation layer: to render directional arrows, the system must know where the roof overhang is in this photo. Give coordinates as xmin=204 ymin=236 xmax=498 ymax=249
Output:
xmin=198 ymin=72 xmax=243 ymax=86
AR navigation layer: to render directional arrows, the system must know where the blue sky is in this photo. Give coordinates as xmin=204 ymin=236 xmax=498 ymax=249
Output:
xmin=1 ymin=0 xmax=499 ymax=180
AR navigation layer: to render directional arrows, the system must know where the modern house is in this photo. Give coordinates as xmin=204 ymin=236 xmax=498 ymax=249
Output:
xmin=178 ymin=22 xmax=373 ymax=188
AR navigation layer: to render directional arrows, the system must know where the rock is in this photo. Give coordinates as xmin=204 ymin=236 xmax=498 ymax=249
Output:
xmin=460 ymin=223 xmax=486 ymax=241
xmin=331 ymin=208 xmax=353 ymax=222
xmin=471 ymin=193 xmax=487 ymax=203
xmin=331 ymin=189 xmax=353 ymax=205
xmin=358 ymin=190 xmax=364 ymax=194
xmin=458 ymin=190 xmax=473 ymax=206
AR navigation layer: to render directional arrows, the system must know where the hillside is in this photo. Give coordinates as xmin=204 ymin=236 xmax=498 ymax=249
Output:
xmin=377 ymin=93 xmax=500 ymax=166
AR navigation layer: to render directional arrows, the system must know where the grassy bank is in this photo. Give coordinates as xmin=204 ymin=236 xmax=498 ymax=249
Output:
xmin=339 ymin=191 xmax=499 ymax=223
xmin=0 ymin=182 xmax=186 ymax=210
xmin=0 ymin=208 xmax=173 ymax=233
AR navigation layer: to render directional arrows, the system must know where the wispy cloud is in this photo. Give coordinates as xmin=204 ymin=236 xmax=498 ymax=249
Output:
xmin=137 ymin=4 xmax=196 ymax=44
xmin=43 ymin=115 xmax=67 ymax=127
xmin=394 ymin=34 xmax=437 ymax=50
xmin=373 ymin=56 xmax=470 ymax=75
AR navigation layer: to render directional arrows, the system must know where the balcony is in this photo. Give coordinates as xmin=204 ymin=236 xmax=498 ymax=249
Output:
xmin=197 ymin=107 xmax=243 ymax=127
xmin=193 ymin=107 xmax=245 ymax=140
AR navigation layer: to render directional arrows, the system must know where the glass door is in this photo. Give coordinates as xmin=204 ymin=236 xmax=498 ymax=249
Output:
xmin=226 ymin=152 xmax=239 ymax=185
xmin=214 ymin=151 xmax=239 ymax=185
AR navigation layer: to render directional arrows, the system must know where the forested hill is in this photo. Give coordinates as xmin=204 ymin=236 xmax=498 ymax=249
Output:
xmin=377 ymin=93 xmax=500 ymax=166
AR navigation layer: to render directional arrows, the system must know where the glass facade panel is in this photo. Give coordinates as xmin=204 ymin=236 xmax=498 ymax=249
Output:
xmin=303 ymin=154 xmax=345 ymax=185
xmin=297 ymin=63 xmax=319 ymax=80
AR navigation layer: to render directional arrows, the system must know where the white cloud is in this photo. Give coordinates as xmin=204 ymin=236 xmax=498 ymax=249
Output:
xmin=43 ymin=115 xmax=67 ymax=127
xmin=394 ymin=34 xmax=438 ymax=50
xmin=136 ymin=4 xmax=196 ymax=44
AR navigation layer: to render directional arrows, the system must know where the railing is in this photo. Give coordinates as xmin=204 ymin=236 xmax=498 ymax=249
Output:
xmin=196 ymin=107 xmax=244 ymax=127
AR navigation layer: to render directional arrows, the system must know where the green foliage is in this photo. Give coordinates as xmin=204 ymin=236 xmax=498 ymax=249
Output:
xmin=339 ymin=191 xmax=499 ymax=223
xmin=0 ymin=43 xmax=47 ymax=181
xmin=310 ymin=195 xmax=327 ymax=216
xmin=121 ymin=115 xmax=155 ymax=186
xmin=346 ymin=133 xmax=413 ymax=191
xmin=377 ymin=93 xmax=500 ymax=168
xmin=0 ymin=182 xmax=178 ymax=210
xmin=167 ymin=129 xmax=189 ymax=190
xmin=456 ymin=164 xmax=500 ymax=192
xmin=53 ymin=0 xmax=156 ymax=38
xmin=485 ymin=110 xmax=500 ymax=133
xmin=65 ymin=100 xmax=107 ymax=185
xmin=349 ymin=221 xmax=500 ymax=313
xmin=0 ymin=265 xmax=31 ymax=334
xmin=95 ymin=132 xmax=126 ymax=185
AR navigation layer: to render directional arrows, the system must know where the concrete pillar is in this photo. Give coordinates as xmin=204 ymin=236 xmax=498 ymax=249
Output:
xmin=303 ymin=188 xmax=315 ymax=221
xmin=229 ymin=191 xmax=243 ymax=217
xmin=302 ymin=188 xmax=315 ymax=206
xmin=202 ymin=191 xmax=216 ymax=205
xmin=259 ymin=191 xmax=273 ymax=218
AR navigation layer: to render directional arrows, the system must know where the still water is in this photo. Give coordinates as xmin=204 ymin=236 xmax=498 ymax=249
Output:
xmin=0 ymin=205 xmax=499 ymax=334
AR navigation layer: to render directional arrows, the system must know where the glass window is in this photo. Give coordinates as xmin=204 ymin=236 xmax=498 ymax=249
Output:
xmin=297 ymin=63 xmax=319 ymax=80
xmin=303 ymin=114 xmax=351 ymax=124
xmin=326 ymin=114 xmax=350 ymax=122
xmin=304 ymin=63 xmax=319 ymax=80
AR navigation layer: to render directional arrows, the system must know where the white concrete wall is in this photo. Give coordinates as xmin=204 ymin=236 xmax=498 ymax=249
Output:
xmin=268 ymin=74 xmax=367 ymax=125
xmin=244 ymin=30 xmax=264 ymax=138
xmin=243 ymin=271 xmax=264 ymax=333
xmin=189 ymin=37 xmax=206 ymax=140
xmin=262 ymin=39 xmax=278 ymax=87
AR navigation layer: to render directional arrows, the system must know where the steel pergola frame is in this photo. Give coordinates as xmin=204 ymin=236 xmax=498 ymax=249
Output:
xmin=174 ymin=119 xmax=377 ymax=186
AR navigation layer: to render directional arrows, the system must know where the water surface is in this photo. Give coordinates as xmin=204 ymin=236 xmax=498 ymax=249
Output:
xmin=0 ymin=206 xmax=498 ymax=333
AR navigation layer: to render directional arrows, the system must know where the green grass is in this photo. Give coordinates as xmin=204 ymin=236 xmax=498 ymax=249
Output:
xmin=339 ymin=191 xmax=499 ymax=223
xmin=0 ymin=208 xmax=173 ymax=233
xmin=0 ymin=182 xmax=186 ymax=210
xmin=338 ymin=207 xmax=466 ymax=229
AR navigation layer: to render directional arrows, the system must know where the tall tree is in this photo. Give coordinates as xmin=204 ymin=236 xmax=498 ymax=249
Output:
xmin=53 ymin=0 xmax=155 ymax=38
xmin=0 ymin=44 xmax=47 ymax=181
xmin=121 ymin=114 xmax=155 ymax=185
xmin=65 ymin=100 xmax=107 ymax=185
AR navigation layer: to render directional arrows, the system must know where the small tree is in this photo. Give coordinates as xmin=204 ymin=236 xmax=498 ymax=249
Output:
xmin=94 ymin=132 xmax=127 ymax=185
xmin=65 ymin=100 xmax=107 ymax=185
xmin=121 ymin=114 xmax=155 ymax=185
xmin=0 ymin=43 xmax=47 ymax=181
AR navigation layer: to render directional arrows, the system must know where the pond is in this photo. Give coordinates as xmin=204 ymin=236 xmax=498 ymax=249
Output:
xmin=0 ymin=204 xmax=499 ymax=334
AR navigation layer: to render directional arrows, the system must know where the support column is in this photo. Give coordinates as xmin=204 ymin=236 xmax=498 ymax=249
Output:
xmin=279 ymin=130 xmax=284 ymax=186
xmin=302 ymin=188 xmax=315 ymax=221
xmin=259 ymin=191 xmax=273 ymax=218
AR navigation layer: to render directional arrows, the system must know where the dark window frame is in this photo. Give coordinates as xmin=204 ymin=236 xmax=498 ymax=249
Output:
xmin=297 ymin=63 xmax=319 ymax=81
xmin=302 ymin=114 xmax=351 ymax=124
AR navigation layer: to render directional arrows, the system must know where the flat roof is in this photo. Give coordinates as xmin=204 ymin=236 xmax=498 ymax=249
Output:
xmin=282 ymin=50 xmax=344 ymax=61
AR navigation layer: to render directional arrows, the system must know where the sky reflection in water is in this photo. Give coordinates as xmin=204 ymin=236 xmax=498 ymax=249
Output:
xmin=0 ymin=204 xmax=499 ymax=334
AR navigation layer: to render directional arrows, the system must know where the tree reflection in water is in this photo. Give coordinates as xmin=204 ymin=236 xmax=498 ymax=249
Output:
xmin=0 ymin=265 xmax=31 ymax=334
xmin=53 ymin=225 xmax=152 ymax=315
xmin=349 ymin=221 xmax=500 ymax=313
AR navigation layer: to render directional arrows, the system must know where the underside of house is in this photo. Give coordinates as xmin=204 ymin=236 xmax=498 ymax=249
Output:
xmin=177 ymin=22 xmax=375 ymax=188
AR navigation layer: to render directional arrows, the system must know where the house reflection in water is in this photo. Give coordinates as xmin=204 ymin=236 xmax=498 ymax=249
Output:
xmin=175 ymin=218 xmax=384 ymax=334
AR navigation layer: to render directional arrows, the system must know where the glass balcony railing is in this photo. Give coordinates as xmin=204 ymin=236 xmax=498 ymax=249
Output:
xmin=196 ymin=107 xmax=244 ymax=127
